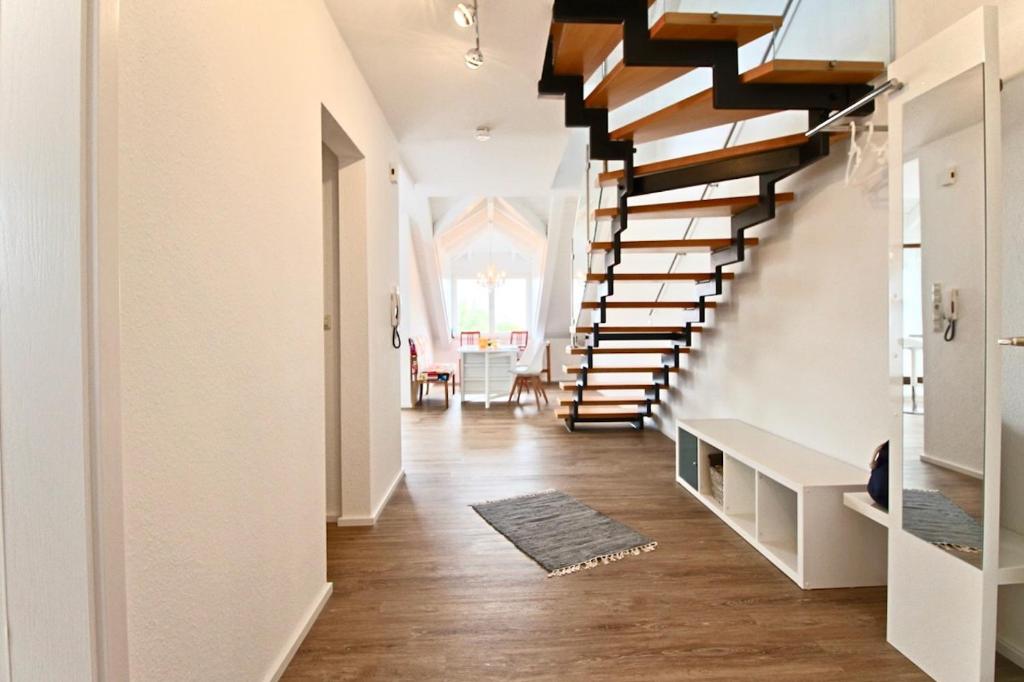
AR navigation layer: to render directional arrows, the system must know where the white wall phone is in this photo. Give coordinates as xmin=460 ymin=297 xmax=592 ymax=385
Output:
xmin=390 ymin=286 xmax=402 ymax=349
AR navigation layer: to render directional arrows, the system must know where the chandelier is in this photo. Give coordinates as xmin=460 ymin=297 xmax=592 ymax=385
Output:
xmin=476 ymin=212 xmax=505 ymax=290
xmin=476 ymin=263 xmax=506 ymax=290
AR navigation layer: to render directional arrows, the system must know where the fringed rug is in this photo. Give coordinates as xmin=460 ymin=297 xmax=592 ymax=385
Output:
xmin=904 ymin=488 xmax=983 ymax=553
xmin=471 ymin=490 xmax=656 ymax=577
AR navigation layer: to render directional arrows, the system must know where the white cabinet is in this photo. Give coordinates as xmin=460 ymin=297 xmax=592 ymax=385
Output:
xmin=676 ymin=419 xmax=888 ymax=589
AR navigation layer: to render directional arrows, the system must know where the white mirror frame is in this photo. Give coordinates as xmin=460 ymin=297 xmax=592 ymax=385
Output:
xmin=886 ymin=7 xmax=1002 ymax=682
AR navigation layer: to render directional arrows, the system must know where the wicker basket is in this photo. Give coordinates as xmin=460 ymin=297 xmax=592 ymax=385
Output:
xmin=708 ymin=452 xmax=724 ymax=506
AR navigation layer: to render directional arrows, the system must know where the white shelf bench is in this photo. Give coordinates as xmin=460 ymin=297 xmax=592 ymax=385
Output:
xmin=676 ymin=419 xmax=887 ymax=589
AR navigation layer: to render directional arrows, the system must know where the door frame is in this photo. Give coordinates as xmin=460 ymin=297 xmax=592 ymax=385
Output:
xmin=0 ymin=0 xmax=128 ymax=679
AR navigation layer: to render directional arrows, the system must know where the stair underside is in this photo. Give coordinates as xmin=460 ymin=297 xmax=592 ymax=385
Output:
xmin=559 ymin=382 xmax=656 ymax=391
xmin=598 ymin=132 xmax=846 ymax=187
xmin=586 ymin=272 xmax=734 ymax=282
xmin=570 ymin=347 xmax=689 ymax=354
xmin=589 ymin=237 xmax=758 ymax=253
xmin=610 ymin=60 xmax=885 ymax=144
xmin=585 ymin=13 xmax=783 ymax=109
xmin=574 ymin=325 xmax=702 ymax=333
xmin=594 ymin=192 xmax=795 ymax=220
xmin=582 ymin=301 xmax=716 ymax=309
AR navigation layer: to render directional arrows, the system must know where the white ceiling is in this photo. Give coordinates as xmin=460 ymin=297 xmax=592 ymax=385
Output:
xmin=324 ymin=0 xmax=571 ymax=199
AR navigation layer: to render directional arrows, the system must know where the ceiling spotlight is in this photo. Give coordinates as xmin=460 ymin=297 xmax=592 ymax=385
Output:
xmin=474 ymin=126 xmax=491 ymax=142
xmin=453 ymin=2 xmax=476 ymax=28
xmin=464 ymin=47 xmax=484 ymax=70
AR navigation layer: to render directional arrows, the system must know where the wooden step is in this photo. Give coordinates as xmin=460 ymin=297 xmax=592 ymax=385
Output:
xmin=554 ymin=406 xmax=643 ymax=421
xmin=610 ymin=60 xmax=885 ymax=145
xmin=585 ymin=12 xmax=782 ymax=110
xmin=599 ymin=132 xmax=828 ymax=187
xmin=574 ymin=325 xmax=702 ymax=334
xmin=589 ymin=237 xmax=758 ymax=253
xmin=586 ymin=272 xmax=734 ymax=282
xmin=559 ymin=382 xmax=656 ymax=391
xmin=549 ymin=0 xmax=657 ymax=79
xmin=594 ymin=193 xmax=795 ymax=221
xmin=581 ymin=301 xmax=716 ymax=310
xmin=569 ymin=347 xmax=690 ymax=355
xmin=560 ymin=398 xmax=659 ymax=406
xmin=563 ymin=365 xmax=682 ymax=374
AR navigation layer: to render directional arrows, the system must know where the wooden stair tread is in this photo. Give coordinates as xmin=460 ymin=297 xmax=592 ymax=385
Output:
xmin=594 ymin=193 xmax=795 ymax=220
xmin=549 ymin=1 xmax=656 ymax=79
xmin=610 ymin=60 xmax=884 ymax=145
xmin=585 ymin=12 xmax=782 ymax=110
xmin=569 ymin=347 xmax=690 ymax=354
xmin=559 ymin=398 xmax=658 ymax=406
xmin=574 ymin=325 xmax=702 ymax=333
xmin=554 ymin=406 xmax=643 ymax=420
xmin=589 ymin=237 xmax=759 ymax=253
xmin=586 ymin=272 xmax=734 ymax=282
xmin=559 ymin=382 xmax=655 ymax=390
xmin=582 ymin=301 xmax=717 ymax=309
xmin=563 ymin=365 xmax=681 ymax=374
xmin=598 ymin=132 xmax=835 ymax=186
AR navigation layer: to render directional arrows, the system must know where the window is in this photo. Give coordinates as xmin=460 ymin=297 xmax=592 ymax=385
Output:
xmin=452 ymin=277 xmax=530 ymax=337
xmin=494 ymin=279 xmax=528 ymax=333
xmin=456 ymin=279 xmax=488 ymax=333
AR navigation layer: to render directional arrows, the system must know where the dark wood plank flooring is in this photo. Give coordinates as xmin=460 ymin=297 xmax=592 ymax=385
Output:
xmin=282 ymin=394 xmax=979 ymax=680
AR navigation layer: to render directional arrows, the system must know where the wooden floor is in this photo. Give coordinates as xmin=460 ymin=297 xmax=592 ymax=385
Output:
xmin=282 ymin=393 xmax=993 ymax=680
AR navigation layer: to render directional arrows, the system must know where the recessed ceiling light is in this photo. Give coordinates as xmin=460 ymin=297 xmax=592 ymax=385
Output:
xmin=464 ymin=47 xmax=484 ymax=70
xmin=453 ymin=2 xmax=476 ymax=28
xmin=474 ymin=126 xmax=491 ymax=142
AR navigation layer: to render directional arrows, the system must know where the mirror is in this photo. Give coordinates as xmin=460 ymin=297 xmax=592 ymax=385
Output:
xmin=901 ymin=64 xmax=987 ymax=567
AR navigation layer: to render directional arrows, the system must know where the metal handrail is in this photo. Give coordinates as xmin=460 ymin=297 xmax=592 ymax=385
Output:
xmin=805 ymin=78 xmax=903 ymax=137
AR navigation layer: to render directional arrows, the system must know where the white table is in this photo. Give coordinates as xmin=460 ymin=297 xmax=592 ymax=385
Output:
xmin=458 ymin=346 xmax=517 ymax=408
xmin=901 ymin=336 xmax=923 ymax=411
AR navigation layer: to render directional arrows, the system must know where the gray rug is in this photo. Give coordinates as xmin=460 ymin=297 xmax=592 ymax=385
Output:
xmin=471 ymin=490 xmax=656 ymax=577
xmin=904 ymin=488 xmax=983 ymax=553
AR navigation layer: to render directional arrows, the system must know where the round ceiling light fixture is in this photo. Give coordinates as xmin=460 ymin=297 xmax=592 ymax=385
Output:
xmin=453 ymin=2 xmax=476 ymax=28
xmin=464 ymin=47 xmax=484 ymax=70
xmin=474 ymin=126 xmax=491 ymax=142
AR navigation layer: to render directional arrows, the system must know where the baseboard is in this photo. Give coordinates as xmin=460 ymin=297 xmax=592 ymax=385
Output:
xmin=265 ymin=582 xmax=332 ymax=682
xmin=336 ymin=468 xmax=405 ymax=527
xmin=919 ymin=453 xmax=984 ymax=479
xmin=325 ymin=514 xmax=339 ymax=524
xmin=999 ymin=636 xmax=1024 ymax=670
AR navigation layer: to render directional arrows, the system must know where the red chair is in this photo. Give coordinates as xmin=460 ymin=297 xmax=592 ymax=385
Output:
xmin=460 ymin=331 xmax=481 ymax=347
xmin=510 ymin=330 xmax=529 ymax=353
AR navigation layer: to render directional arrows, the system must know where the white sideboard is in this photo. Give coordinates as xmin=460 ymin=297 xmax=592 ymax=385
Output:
xmin=676 ymin=419 xmax=887 ymax=589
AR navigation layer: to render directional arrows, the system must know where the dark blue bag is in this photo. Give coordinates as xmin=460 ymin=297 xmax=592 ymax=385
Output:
xmin=867 ymin=441 xmax=889 ymax=509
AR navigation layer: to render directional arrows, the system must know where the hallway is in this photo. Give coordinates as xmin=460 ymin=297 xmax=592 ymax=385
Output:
xmin=284 ymin=398 xmax=924 ymax=681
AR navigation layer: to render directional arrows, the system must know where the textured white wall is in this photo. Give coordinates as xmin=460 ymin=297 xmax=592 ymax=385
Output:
xmin=896 ymin=0 xmax=1024 ymax=78
xmin=650 ymin=144 xmax=890 ymax=470
xmin=118 ymin=1 xmax=400 ymax=679
xmin=917 ymin=124 xmax=987 ymax=475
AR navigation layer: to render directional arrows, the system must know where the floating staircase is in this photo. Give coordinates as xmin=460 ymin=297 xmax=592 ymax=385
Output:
xmin=539 ymin=1 xmax=884 ymax=430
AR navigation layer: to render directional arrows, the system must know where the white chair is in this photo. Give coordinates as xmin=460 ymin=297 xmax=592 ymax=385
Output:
xmin=508 ymin=339 xmax=548 ymax=408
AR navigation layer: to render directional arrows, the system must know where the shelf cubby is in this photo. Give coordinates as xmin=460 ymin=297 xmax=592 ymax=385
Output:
xmin=675 ymin=419 xmax=888 ymax=589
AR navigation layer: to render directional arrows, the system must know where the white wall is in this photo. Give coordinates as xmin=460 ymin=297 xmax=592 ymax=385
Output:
xmin=650 ymin=144 xmax=890 ymax=470
xmin=896 ymin=0 xmax=1024 ymax=79
xmin=917 ymin=124 xmax=987 ymax=476
xmin=117 ymin=1 xmax=400 ymax=679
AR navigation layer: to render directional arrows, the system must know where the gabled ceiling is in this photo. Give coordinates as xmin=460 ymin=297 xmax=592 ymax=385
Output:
xmin=324 ymin=0 xmax=570 ymax=198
